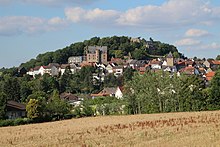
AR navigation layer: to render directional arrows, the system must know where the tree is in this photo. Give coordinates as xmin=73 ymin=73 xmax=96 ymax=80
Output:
xmin=20 ymin=81 xmax=32 ymax=102
xmin=123 ymin=67 xmax=135 ymax=82
xmin=103 ymin=74 xmax=117 ymax=87
xmin=173 ymin=51 xmax=180 ymax=58
xmin=3 ymin=75 xmax=20 ymax=101
xmin=26 ymin=99 xmax=42 ymax=119
xmin=47 ymin=90 xmax=70 ymax=119
xmin=114 ymin=50 xmax=124 ymax=58
xmin=27 ymin=91 xmax=47 ymax=100
xmin=216 ymin=55 xmax=220 ymax=60
xmin=209 ymin=69 xmax=220 ymax=109
xmin=124 ymin=71 xmax=205 ymax=114
xmin=132 ymin=49 xmax=146 ymax=60
xmin=0 ymin=92 xmax=6 ymax=119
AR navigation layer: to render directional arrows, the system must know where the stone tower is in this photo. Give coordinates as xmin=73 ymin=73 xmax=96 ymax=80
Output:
xmin=166 ymin=52 xmax=174 ymax=66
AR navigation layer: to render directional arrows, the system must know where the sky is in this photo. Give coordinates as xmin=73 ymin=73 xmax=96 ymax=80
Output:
xmin=0 ymin=0 xmax=220 ymax=68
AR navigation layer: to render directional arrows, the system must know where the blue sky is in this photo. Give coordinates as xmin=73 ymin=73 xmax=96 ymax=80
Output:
xmin=0 ymin=0 xmax=220 ymax=68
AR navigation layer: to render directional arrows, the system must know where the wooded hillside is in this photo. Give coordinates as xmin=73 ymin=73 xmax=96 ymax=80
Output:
xmin=20 ymin=36 xmax=180 ymax=70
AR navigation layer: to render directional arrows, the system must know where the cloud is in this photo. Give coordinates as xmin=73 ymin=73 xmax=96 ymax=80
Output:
xmin=65 ymin=7 xmax=120 ymax=25
xmin=63 ymin=0 xmax=220 ymax=30
xmin=0 ymin=16 xmax=68 ymax=36
xmin=185 ymin=29 xmax=210 ymax=37
xmin=201 ymin=42 xmax=220 ymax=49
xmin=116 ymin=0 xmax=216 ymax=28
xmin=1 ymin=0 xmax=220 ymax=36
xmin=175 ymin=38 xmax=201 ymax=46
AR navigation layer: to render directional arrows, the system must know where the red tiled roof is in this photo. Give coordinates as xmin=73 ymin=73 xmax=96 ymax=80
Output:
xmin=205 ymin=71 xmax=215 ymax=81
xmin=211 ymin=60 xmax=220 ymax=65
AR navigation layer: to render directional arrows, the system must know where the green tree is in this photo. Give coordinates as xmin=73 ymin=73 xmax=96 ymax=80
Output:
xmin=47 ymin=90 xmax=70 ymax=119
xmin=20 ymin=81 xmax=32 ymax=102
xmin=132 ymin=49 xmax=146 ymax=60
xmin=173 ymin=51 xmax=180 ymax=58
xmin=114 ymin=50 xmax=124 ymax=58
xmin=209 ymin=69 xmax=220 ymax=109
xmin=216 ymin=55 xmax=220 ymax=60
xmin=124 ymin=71 xmax=205 ymax=114
xmin=103 ymin=74 xmax=117 ymax=87
xmin=123 ymin=67 xmax=135 ymax=82
xmin=26 ymin=99 xmax=42 ymax=119
xmin=3 ymin=75 xmax=20 ymax=101
xmin=0 ymin=92 xmax=6 ymax=119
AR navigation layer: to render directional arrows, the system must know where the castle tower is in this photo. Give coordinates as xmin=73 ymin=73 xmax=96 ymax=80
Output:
xmin=166 ymin=52 xmax=174 ymax=66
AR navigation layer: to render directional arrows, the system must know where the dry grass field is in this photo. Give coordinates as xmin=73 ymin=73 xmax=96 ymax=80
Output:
xmin=1 ymin=111 xmax=220 ymax=147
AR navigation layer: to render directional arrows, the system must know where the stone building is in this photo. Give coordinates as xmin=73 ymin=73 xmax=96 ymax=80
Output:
xmin=166 ymin=52 xmax=174 ymax=66
xmin=85 ymin=46 xmax=108 ymax=64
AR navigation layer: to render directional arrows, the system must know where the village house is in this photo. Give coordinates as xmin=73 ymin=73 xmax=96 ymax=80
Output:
xmin=130 ymin=37 xmax=141 ymax=43
xmin=91 ymin=86 xmax=123 ymax=99
xmin=6 ymin=101 xmax=26 ymax=119
xmin=106 ymin=63 xmax=116 ymax=73
xmin=113 ymin=66 xmax=124 ymax=77
xmin=59 ymin=64 xmax=80 ymax=75
xmin=203 ymin=60 xmax=220 ymax=71
xmin=27 ymin=63 xmax=60 ymax=77
xmin=68 ymin=56 xmax=84 ymax=64
xmin=129 ymin=60 xmax=148 ymax=70
xmin=179 ymin=66 xmax=200 ymax=75
xmin=204 ymin=71 xmax=215 ymax=82
xmin=60 ymin=92 xmax=81 ymax=106
xmin=150 ymin=59 xmax=162 ymax=69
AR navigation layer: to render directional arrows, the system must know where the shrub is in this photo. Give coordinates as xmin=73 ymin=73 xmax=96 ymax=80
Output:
xmin=73 ymin=107 xmax=82 ymax=118
xmin=0 ymin=119 xmax=14 ymax=127
xmin=13 ymin=118 xmax=25 ymax=125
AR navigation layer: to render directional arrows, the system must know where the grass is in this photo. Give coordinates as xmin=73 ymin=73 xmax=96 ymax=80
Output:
xmin=1 ymin=111 xmax=220 ymax=146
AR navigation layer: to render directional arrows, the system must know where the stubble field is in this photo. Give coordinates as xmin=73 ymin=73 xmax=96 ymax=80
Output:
xmin=1 ymin=111 xmax=220 ymax=147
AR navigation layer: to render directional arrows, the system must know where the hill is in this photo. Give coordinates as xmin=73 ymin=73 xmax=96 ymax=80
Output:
xmin=20 ymin=36 xmax=181 ymax=70
xmin=1 ymin=110 xmax=220 ymax=146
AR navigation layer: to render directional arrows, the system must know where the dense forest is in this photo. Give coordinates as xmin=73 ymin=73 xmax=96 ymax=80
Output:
xmin=20 ymin=36 xmax=181 ymax=70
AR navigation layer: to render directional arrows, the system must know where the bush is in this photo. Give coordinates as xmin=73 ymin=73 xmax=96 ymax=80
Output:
xmin=83 ymin=105 xmax=94 ymax=117
xmin=0 ymin=118 xmax=33 ymax=127
xmin=73 ymin=107 xmax=82 ymax=118
xmin=0 ymin=119 xmax=14 ymax=127
xmin=13 ymin=118 xmax=25 ymax=125
xmin=63 ymin=114 xmax=74 ymax=119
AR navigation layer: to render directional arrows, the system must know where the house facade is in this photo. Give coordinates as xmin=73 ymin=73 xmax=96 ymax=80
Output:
xmin=6 ymin=101 xmax=26 ymax=119
xmin=68 ymin=56 xmax=83 ymax=64
xmin=91 ymin=86 xmax=123 ymax=99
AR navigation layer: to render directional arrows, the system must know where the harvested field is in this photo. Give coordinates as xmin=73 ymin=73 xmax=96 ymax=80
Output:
xmin=1 ymin=111 xmax=220 ymax=146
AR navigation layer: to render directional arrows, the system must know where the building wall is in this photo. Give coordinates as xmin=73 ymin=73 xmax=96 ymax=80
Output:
xmin=115 ymin=87 xmax=123 ymax=99
xmin=167 ymin=58 xmax=174 ymax=66
xmin=68 ymin=56 xmax=83 ymax=64
xmin=6 ymin=111 xmax=26 ymax=119
xmin=86 ymin=46 xmax=108 ymax=63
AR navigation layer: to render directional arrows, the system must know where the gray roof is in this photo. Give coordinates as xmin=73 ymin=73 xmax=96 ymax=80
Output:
xmin=87 ymin=46 xmax=107 ymax=54
xmin=167 ymin=52 xmax=173 ymax=58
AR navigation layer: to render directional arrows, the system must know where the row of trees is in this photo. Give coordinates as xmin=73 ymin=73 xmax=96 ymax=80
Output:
xmin=124 ymin=69 xmax=220 ymax=114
